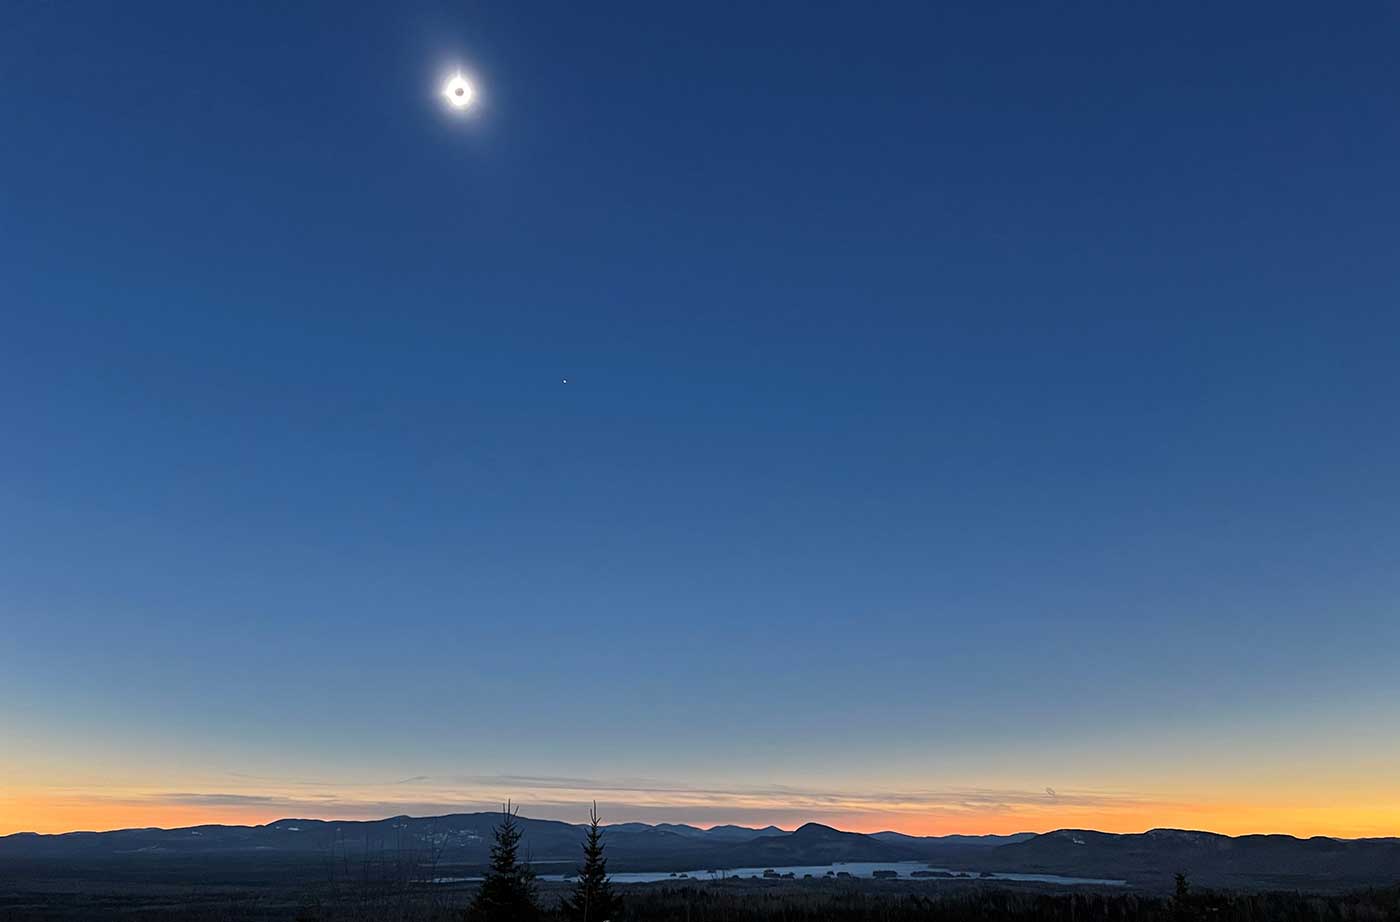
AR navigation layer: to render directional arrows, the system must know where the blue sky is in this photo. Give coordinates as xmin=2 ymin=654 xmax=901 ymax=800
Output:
xmin=2 ymin=0 xmax=1398 ymax=836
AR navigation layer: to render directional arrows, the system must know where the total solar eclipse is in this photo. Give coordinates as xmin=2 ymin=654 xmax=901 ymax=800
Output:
xmin=442 ymin=73 xmax=475 ymax=111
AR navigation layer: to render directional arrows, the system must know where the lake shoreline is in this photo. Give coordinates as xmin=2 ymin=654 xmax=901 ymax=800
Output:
xmin=435 ymin=859 xmax=1127 ymax=887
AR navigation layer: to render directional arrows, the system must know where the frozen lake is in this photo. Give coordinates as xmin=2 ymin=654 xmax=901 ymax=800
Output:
xmin=439 ymin=860 xmax=1126 ymax=887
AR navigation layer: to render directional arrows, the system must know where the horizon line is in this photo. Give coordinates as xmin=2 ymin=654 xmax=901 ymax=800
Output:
xmin=5 ymin=810 xmax=1392 ymax=843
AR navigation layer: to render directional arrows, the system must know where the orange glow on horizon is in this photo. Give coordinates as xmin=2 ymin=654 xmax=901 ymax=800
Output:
xmin=0 ymin=797 xmax=277 ymax=836
xmin=819 ymin=803 xmax=1400 ymax=840
xmin=5 ymin=791 xmax=1398 ymax=840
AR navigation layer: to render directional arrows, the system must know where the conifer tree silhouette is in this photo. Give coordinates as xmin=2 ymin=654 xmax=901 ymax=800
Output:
xmin=561 ymin=802 xmax=621 ymax=922
xmin=468 ymin=801 xmax=539 ymax=922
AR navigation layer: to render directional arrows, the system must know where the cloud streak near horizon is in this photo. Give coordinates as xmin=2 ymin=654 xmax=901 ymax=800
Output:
xmin=78 ymin=772 xmax=1166 ymax=830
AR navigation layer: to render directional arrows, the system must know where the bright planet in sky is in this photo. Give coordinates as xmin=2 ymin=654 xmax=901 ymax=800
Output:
xmin=442 ymin=72 xmax=475 ymax=111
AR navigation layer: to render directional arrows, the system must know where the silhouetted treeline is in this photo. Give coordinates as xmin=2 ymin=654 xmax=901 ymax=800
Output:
xmin=602 ymin=885 xmax=1400 ymax=922
xmin=8 ymin=882 xmax=1400 ymax=922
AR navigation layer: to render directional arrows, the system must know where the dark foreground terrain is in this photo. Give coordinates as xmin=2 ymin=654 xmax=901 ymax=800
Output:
xmin=5 ymin=816 xmax=1398 ymax=920
xmin=3 ymin=876 xmax=1400 ymax=922
xmin=6 ymin=816 xmax=1398 ymax=892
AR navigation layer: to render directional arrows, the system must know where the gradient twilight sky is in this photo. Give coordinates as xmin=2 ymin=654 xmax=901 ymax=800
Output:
xmin=2 ymin=1 xmax=1399 ymax=839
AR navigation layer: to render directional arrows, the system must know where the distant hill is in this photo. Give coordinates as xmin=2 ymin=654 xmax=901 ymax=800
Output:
xmin=0 ymin=814 xmax=880 ymax=872
xmin=3 ymin=815 xmax=1398 ymax=891
xmin=980 ymin=827 xmax=1400 ymax=891
xmin=872 ymin=830 xmax=1038 ymax=850
xmin=714 ymin=823 xmax=920 ymax=865
xmin=0 ymin=814 xmax=577 ymax=863
xmin=604 ymin=822 xmax=787 ymax=842
xmin=702 ymin=824 xmax=790 ymax=840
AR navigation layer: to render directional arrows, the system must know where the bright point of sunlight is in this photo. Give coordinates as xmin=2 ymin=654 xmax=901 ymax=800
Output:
xmin=442 ymin=72 xmax=475 ymax=111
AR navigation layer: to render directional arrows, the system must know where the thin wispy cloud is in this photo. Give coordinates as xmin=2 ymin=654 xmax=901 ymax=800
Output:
xmin=88 ymin=773 xmax=1169 ymax=830
xmin=398 ymin=773 xmax=1157 ymax=812
xmin=157 ymin=793 xmax=293 ymax=807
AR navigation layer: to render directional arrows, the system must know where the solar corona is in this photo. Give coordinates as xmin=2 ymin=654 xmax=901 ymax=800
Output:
xmin=442 ymin=72 xmax=475 ymax=111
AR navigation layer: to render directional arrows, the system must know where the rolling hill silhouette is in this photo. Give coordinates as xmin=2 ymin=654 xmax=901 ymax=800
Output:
xmin=3 ymin=814 xmax=1397 ymax=890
